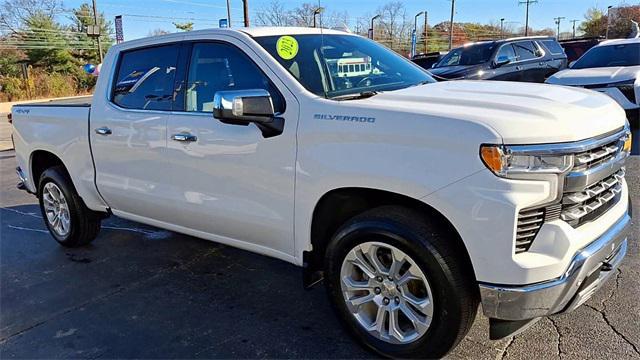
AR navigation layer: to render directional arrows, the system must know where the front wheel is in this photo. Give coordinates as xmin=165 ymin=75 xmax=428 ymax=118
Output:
xmin=324 ymin=206 xmax=478 ymax=358
xmin=38 ymin=166 xmax=102 ymax=247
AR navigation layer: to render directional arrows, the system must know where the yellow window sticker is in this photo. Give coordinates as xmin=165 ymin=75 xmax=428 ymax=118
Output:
xmin=276 ymin=36 xmax=299 ymax=60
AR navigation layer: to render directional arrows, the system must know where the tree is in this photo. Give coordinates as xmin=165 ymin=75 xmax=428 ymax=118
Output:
xmin=148 ymin=29 xmax=170 ymax=36
xmin=173 ymin=22 xmax=194 ymax=31
xmin=255 ymin=0 xmax=293 ymax=26
xmin=0 ymin=0 xmax=63 ymax=33
xmin=70 ymin=3 xmax=114 ymax=65
xmin=580 ymin=5 xmax=640 ymax=38
xmin=291 ymin=3 xmax=318 ymax=27
xmin=21 ymin=13 xmax=75 ymax=74
xmin=377 ymin=1 xmax=410 ymax=50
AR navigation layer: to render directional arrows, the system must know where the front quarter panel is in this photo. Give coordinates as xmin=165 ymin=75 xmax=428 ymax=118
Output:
xmin=293 ymin=97 xmax=502 ymax=261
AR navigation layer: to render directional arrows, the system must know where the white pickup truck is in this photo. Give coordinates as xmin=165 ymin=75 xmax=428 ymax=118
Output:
xmin=11 ymin=27 xmax=633 ymax=358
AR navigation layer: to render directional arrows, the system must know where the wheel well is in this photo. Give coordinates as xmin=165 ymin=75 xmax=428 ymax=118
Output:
xmin=30 ymin=150 xmax=66 ymax=190
xmin=304 ymin=187 xmax=476 ymax=287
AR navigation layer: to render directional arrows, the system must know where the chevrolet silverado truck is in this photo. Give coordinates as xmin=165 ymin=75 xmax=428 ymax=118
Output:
xmin=11 ymin=27 xmax=633 ymax=358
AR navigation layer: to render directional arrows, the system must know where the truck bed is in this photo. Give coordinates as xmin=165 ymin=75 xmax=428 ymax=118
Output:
xmin=14 ymin=96 xmax=92 ymax=108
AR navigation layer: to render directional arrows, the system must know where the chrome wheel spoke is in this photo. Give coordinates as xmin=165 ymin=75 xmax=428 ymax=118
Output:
xmin=340 ymin=241 xmax=434 ymax=345
xmin=41 ymin=182 xmax=70 ymax=237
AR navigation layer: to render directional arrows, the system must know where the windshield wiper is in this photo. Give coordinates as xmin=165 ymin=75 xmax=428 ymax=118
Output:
xmin=330 ymin=91 xmax=379 ymax=101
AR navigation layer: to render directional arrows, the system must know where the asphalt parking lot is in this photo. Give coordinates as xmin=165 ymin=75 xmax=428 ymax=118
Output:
xmin=0 ymin=147 xmax=638 ymax=359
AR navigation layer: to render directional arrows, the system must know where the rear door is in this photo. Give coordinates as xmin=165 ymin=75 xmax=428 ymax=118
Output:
xmin=91 ymin=44 xmax=179 ymax=220
xmin=512 ymin=40 xmax=544 ymax=82
xmin=538 ymin=39 xmax=567 ymax=78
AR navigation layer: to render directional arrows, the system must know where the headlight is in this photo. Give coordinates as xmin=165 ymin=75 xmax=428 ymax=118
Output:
xmin=623 ymin=131 xmax=632 ymax=154
xmin=480 ymin=144 xmax=573 ymax=178
xmin=606 ymin=78 xmax=636 ymax=87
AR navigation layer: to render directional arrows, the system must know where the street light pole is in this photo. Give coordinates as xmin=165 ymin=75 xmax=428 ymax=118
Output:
xmin=424 ymin=11 xmax=428 ymax=53
xmin=226 ymin=0 xmax=231 ymax=28
xmin=313 ymin=7 xmax=323 ymax=28
xmin=500 ymin=18 xmax=505 ymax=39
xmin=605 ymin=5 xmax=613 ymax=39
xmin=370 ymin=14 xmax=381 ymax=40
xmin=413 ymin=11 xmax=424 ymax=57
xmin=519 ymin=0 xmax=538 ymax=37
xmin=448 ymin=0 xmax=455 ymax=50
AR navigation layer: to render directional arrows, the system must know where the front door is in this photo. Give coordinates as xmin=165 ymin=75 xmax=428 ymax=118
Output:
xmin=92 ymin=44 xmax=180 ymax=220
xmin=165 ymin=40 xmax=299 ymax=257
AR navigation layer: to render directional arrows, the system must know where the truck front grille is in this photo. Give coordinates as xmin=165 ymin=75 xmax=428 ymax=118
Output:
xmin=617 ymin=85 xmax=636 ymax=104
xmin=560 ymin=169 xmax=625 ymax=227
xmin=516 ymin=208 xmax=545 ymax=253
xmin=572 ymin=139 xmax=620 ymax=172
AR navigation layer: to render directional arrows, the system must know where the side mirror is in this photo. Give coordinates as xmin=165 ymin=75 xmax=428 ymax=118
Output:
xmin=431 ymin=63 xmax=437 ymax=69
xmin=213 ymin=89 xmax=284 ymax=138
xmin=568 ymin=60 xmax=576 ymax=69
xmin=494 ymin=55 xmax=511 ymax=68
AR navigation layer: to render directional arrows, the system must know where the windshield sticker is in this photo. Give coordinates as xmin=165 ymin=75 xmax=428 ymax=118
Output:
xmin=276 ymin=36 xmax=299 ymax=60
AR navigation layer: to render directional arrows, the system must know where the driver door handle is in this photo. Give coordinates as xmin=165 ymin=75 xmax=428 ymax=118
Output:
xmin=171 ymin=133 xmax=198 ymax=142
xmin=95 ymin=127 xmax=112 ymax=136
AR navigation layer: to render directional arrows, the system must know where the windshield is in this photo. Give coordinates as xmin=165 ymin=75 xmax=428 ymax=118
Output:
xmin=254 ymin=34 xmax=434 ymax=99
xmin=434 ymin=42 xmax=496 ymax=67
xmin=573 ymin=43 xmax=640 ymax=69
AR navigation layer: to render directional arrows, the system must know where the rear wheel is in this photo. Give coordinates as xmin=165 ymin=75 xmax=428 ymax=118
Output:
xmin=324 ymin=206 xmax=478 ymax=358
xmin=38 ymin=166 xmax=102 ymax=247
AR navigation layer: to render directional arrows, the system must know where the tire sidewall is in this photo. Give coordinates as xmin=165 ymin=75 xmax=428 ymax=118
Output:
xmin=38 ymin=168 xmax=80 ymax=245
xmin=325 ymin=219 xmax=466 ymax=358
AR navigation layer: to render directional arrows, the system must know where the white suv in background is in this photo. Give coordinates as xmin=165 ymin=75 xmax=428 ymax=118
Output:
xmin=547 ymin=38 xmax=639 ymax=153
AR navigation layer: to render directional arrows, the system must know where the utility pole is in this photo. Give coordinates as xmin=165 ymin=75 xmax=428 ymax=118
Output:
xmin=571 ymin=19 xmax=579 ymax=38
xmin=605 ymin=5 xmax=613 ymax=39
xmin=500 ymin=18 xmax=505 ymax=39
xmin=554 ymin=16 xmax=565 ymax=39
xmin=518 ymin=0 xmax=538 ymax=36
xmin=242 ymin=0 xmax=249 ymax=27
xmin=424 ymin=11 xmax=428 ymax=53
xmin=448 ymin=0 xmax=455 ymax=50
xmin=92 ymin=0 xmax=103 ymax=63
xmin=226 ymin=0 xmax=231 ymax=27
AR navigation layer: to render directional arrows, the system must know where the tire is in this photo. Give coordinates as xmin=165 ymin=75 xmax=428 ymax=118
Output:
xmin=38 ymin=166 xmax=102 ymax=247
xmin=324 ymin=206 xmax=478 ymax=359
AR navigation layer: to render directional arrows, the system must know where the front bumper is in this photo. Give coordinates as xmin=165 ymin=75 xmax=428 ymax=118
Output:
xmin=479 ymin=211 xmax=630 ymax=321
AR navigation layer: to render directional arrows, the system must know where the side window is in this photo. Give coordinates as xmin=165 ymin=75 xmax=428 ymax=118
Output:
xmin=541 ymin=40 xmax=564 ymax=55
xmin=513 ymin=41 xmax=539 ymax=61
xmin=185 ymin=42 xmax=285 ymax=113
xmin=112 ymin=45 xmax=179 ymax=111
xmin=496 ymin=44 xmax=517 ymax=62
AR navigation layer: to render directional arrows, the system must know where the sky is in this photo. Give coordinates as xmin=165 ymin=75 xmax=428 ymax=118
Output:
xmin=58 ymin=0 xmax=639 ymax=40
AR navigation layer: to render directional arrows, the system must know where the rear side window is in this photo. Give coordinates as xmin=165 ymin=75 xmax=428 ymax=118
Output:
xmin=112 ymin=45 xmax=180 ymax=111
xmin=513 ymin=41 xmax=539 ymax=61
xmin=540 ymin=40 xmax=564 ymax=55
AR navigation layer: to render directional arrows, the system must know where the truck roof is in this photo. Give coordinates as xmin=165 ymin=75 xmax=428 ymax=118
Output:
xmin=238 ymin=26 xmax=351 ymax=37
xmin=598 ymin=37 xmax=640 ymax=46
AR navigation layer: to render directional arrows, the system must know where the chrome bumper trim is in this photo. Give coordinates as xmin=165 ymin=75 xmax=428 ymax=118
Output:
xmin=479 ymin=212 xmax=630 ymax=321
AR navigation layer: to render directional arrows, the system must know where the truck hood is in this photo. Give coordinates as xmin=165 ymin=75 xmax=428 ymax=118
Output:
xmin=546 ymin=66 xmax=640 ymax=86
xmin=360 ymin=80 xmax=626 ymax=144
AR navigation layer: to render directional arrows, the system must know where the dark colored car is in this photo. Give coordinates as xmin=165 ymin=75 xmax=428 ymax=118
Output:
xmin=559 ymin=37 xmax=602 ymax=63
xmin=427 ymin=37 xmax=568 ymax=82
xmin=411 ymin=51 xmax=447 ymax=70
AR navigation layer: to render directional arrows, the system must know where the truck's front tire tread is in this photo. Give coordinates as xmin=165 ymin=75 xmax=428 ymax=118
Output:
xmin=324 ymin=205 xmax=479 ymax=359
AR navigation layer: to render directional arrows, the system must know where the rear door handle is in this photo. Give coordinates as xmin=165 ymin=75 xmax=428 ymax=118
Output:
xmin=95 ymin=127 xmax=112 ymax=135
xmin=171 ymin=133 xmax=198 ymax=142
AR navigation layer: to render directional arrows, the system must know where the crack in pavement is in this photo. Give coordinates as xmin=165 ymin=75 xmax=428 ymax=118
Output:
xmin=548 ymin=317 xmax=562 ymax=358
xmin=494 ymin=336 xmax=514 ymax=360
xmin=584 ymin=268 xmax=640 ymax=356
xmin=0 ymin=246 xmax=222 ymax=344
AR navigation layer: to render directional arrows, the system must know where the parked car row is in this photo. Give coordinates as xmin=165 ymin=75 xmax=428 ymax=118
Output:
xmin=424 ymin=36 xmax=567 ymax=82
